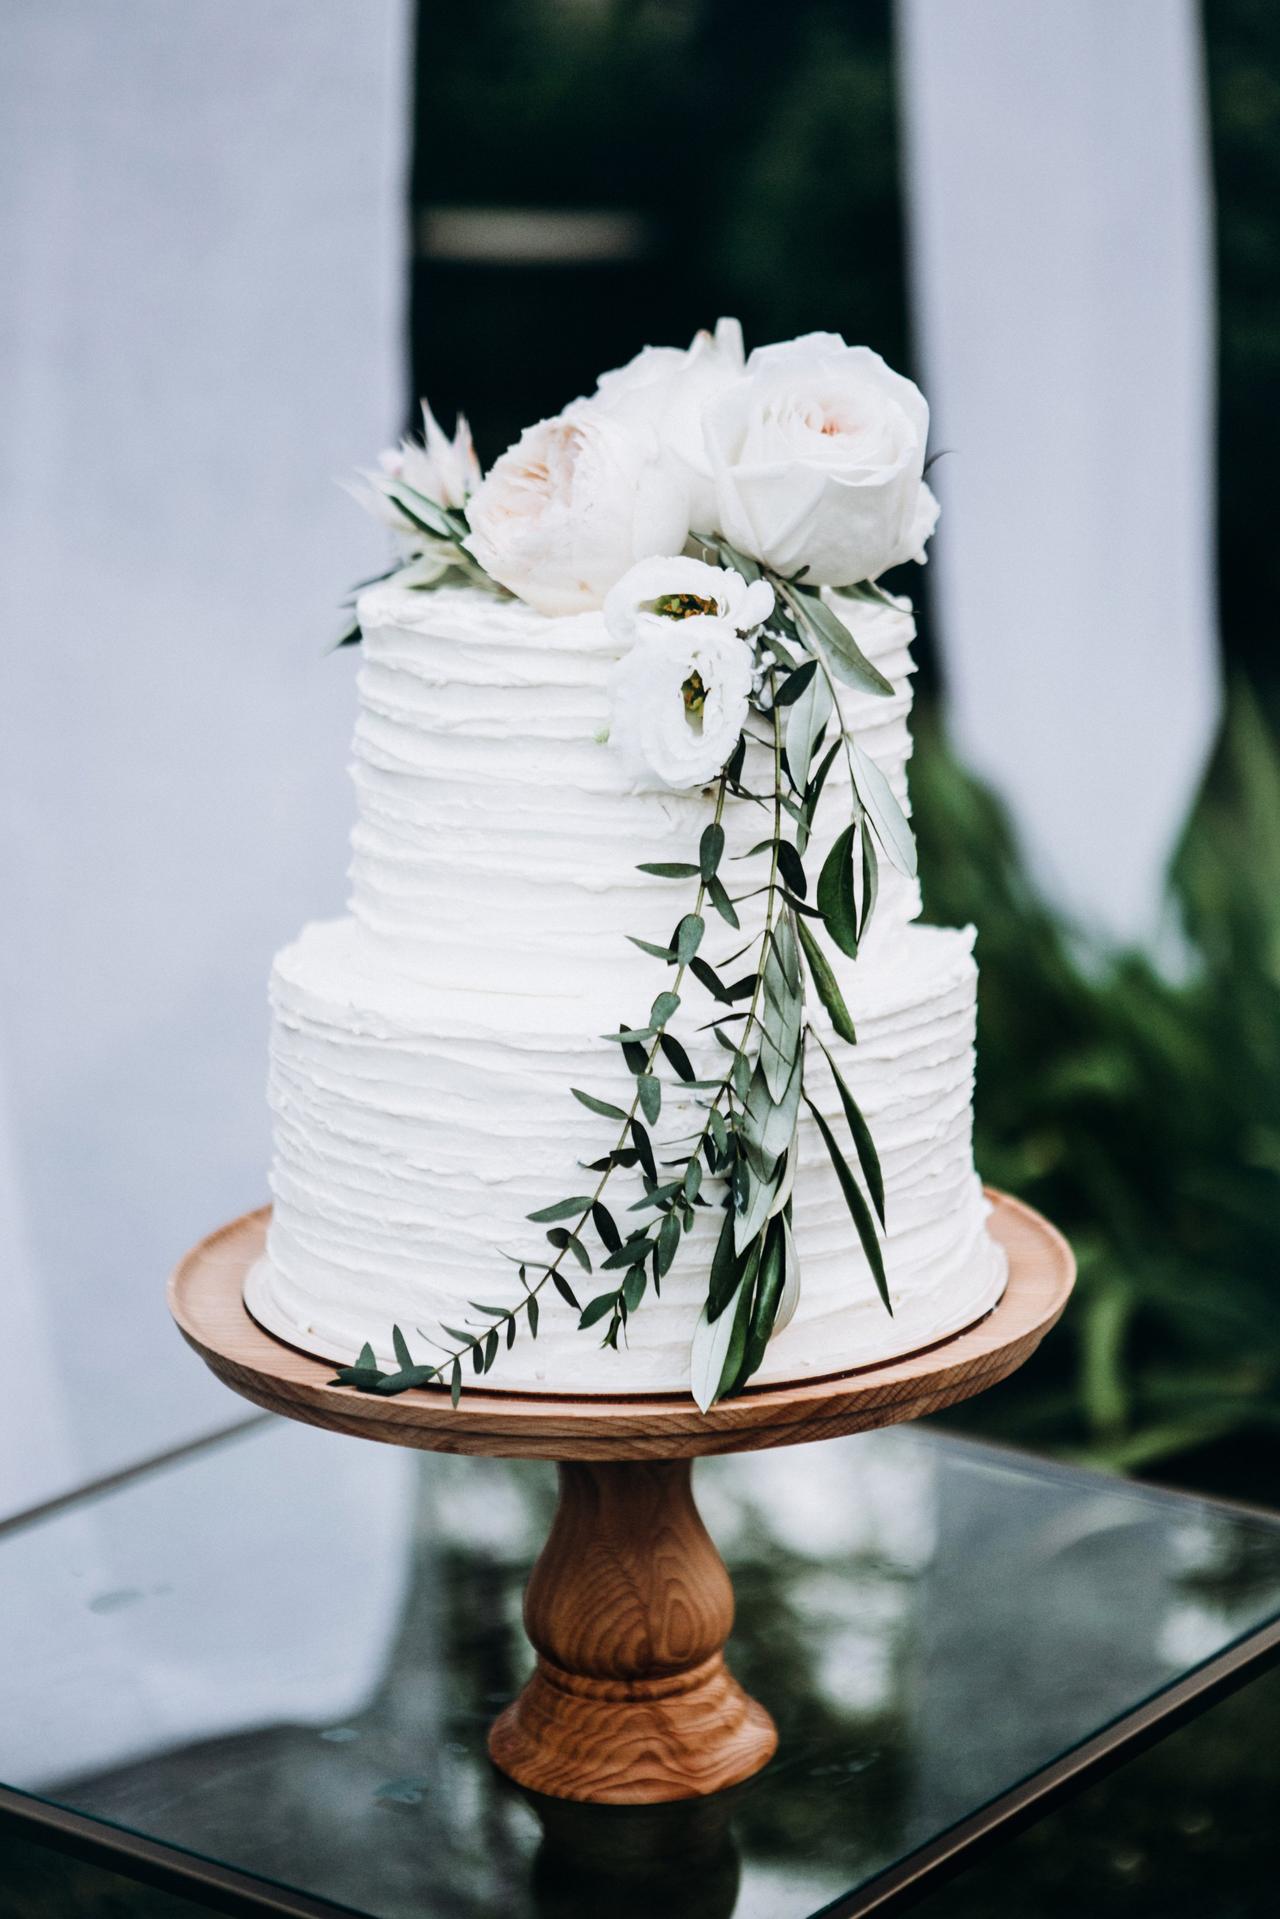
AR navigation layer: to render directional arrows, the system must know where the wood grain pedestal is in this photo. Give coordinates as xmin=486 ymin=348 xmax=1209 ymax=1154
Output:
xmin=170 ymin=1190 xmax=1073 ymax=1805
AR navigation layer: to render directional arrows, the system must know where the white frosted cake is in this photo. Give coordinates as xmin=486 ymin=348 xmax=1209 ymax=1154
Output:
xmin=248 ymin=323 xmax=1006 ymax=1401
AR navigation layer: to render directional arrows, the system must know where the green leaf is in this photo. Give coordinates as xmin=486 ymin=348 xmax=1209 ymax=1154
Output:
xmin=527 ymin=1195 xmax=592 ymax=1223
xmin=373 ymin=1364 xmax=438 ymax=1394
xmin=790 ymin=588 xmax=895 ymax=697
xmin=741 ymin=1051 xmax=804 ymax=1179
xmin=602 ymin=1234 xmax=652 ymax=1270
xmin=658 ymin=1032 xmax=695 ymax=1081
xmin=773 ymin=658 xmax=818 ymax=707
xmin=506 ymin=1314 xmax=517 ymax=1348
xmin=859 ymin=828 xmax=880 ymax=941
xmin=551 ymin=1272 xmax=581 ymax=1310
xmin=785 ymin=654 xmax=834 ymax=794
xmin=777 ymin=840 xmax=807 ymax=899
xmin=526 ymin=1294 xmax=539 ymax=1338
xmin=637 ymin=861 xmax=700 ymax=878
xmin=450 ymin=1358 xmax=462 ymax=1408
xmin=622 ymin=1265 xmax=648 ymax=1313
xmin=391 ymin=1326 xmax=412 ymax=1370
xmin=571 ymin=1087 xmax=628 ymax=1122
xmin=795 ymin=916 xmax=858 ymax=1045
xmin=602 ymin=1026 xmax=655 ymax=1046
xmin=707 ymin=874 xmax=740 ymax=927
xmin=690 ymin=1260 xmax=756 ymax=1412
xmin=760 ymin=919 xmax=803 ymax=1100
xmin=627 ymin=935 xmax=678 ymax=962
xmin=739 ymin=1214 xmax=787 ymax=1386
xmin=815 ymin=1036 xmax=885 ymax=1226
xmin=638 ymin=1074 xmax=662 ymax=1123
xmin=650 ymin=990 xmax=680 ymax=1028
xmin=699 ymin=822 xmax=725 ymax=880
xmin=683 ymin=1158 xmax=703 ymax=1201
xmin=817 ymin=824 xmax=860 ymax=959
xmin=483 ymin=1329 xmax=499 ymax=1372
xmin=630 ymin=1119 xmax=657 ymax=1180
xmin=676 ymin=914 xmax=705 ymax=963
xmin=803 ymin=1094 xmax=891 ymax=1313
xmin=851 ymin=740 xmax=917 ymax=877
xmin=657 ymin=1208 xmax=682 ymax=1277
xmin=690 ymin=956 xmax=732 ymax=1003
xmin=579 ymin=1291 xmax=618 ymax=1330
xmin=591 ymin=1200 xmax=622 ymax=1252
xmin=546 ymin=1227 xmax=591 ymax=1271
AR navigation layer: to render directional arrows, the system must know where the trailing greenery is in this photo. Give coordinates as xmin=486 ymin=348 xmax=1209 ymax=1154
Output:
xmin=912 ymin=684 xmax=1280 ymax=1474
xmin=333 ymin=545 xmax=915 ymax=1408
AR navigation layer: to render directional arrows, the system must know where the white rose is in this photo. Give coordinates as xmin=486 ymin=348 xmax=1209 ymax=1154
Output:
xmin=602 ymin=553 xmax=773 ymax=654
xmin=591 ymin=318 xmax=745 ymax=530
xmin=703 ymin=333 xmax=937 ymax=586
xmin=463 ymin=409 xmax=689 ymax=616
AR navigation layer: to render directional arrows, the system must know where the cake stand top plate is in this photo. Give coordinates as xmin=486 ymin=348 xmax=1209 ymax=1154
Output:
xmin=169 ymin=1191 xmax=1072 ymax=1461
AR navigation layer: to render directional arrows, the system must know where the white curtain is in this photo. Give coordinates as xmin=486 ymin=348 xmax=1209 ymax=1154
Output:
xmin=898 ymin=0 xmax=1220 ymax=946
xmin=0 ymin=0 xmax=411 ymax=1513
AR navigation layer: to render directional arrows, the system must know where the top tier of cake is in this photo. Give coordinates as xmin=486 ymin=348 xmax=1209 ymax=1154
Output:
xmin=349 ymin=582 xmax=922 ymax=1000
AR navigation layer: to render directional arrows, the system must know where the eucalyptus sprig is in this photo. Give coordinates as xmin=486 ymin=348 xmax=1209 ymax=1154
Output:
xmin=335 ymin=478 xmax=507 ymax=648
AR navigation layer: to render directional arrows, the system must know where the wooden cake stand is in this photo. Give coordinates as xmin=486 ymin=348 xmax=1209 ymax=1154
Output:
xmin=169 ymin=1190 xmax=1073 ymax=1805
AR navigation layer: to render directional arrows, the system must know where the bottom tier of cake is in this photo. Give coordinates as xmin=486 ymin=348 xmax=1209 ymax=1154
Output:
xmin=248 ymin=917 xmax=1006 ymax=1394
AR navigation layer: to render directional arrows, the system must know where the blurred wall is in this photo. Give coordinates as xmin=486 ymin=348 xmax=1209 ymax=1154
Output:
xmin=0 ymin=0 xmax=411 ymax=1513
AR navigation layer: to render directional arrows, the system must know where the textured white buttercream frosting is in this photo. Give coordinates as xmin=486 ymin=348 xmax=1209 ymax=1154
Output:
xmin=249 ymin=583 xmax=1005 ymax=1391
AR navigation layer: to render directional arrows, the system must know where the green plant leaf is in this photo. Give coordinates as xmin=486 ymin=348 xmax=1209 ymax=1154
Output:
xmin=816 ymin=823 xmax=861 ymax=959
xmin=546 ymin=1227 xmax=592 ymax=1271
xmin=690 ymin=956 xmax=731 ymax=1003
xmin=739 ymin=1214 xmax=787 ymax=1386
xmin=657 ymin=1208 xmax=682 ymax=1277
xmin=638 ymin=1074 xmax=662 ymax=1123
xmin=852 ymin=741 xmax=917 ymax=877
xmin=630 ymin=1119 xmax=657 ymax=1180
xmin=773 ymin=658 xmax=818 ymax=707
xmin=527 ymin=1195 xmax=592 ymax=1223
xmin=691 ymin=1268 xmax=751 ymax=1412
xmin=707 ymin=874 xmax=740 ymax=927
xmin=815 ymin=1035 xmax=886 ymax=1226
xmin=777 ymin=840 xmax=807 ymax=899
xmin=391 ymin=1325 xmax=412 ymax=1370
xmin=627 ymin=936 xmax=677 ymax=961
xmin=792 ymin=589 xmax=895 ymax=697
xmin=602 ymin=1026 xmax=655 ymax=1046
xmin=659 ymin=1032 xmax=695 ymax=1081
xmin=450 ymin=1358 xmax=462 ymax=1407
xmin=591 ymin=1200 xmax=622 ymax=1252
xmin=578 ymin=1292 xmax=617 ymax=1330
xmin=571 ymin=1087 xmax=628 ymax=1122
xmin=637 ymin=861 xmax=700 ymax=878
xmin=699 ymin=822 xmax=725 ymax=880
xmin=803 ymin=1094 xmax=891 ymax=1312
xmin=676 ymin=914 xmax=705 ymax=963
xmin=785 ymin=653 xmax=834 ymax=793
xmin=859 ymin=827 xmax=879 ymax=940
xmin=622 ymin=1265 xmax=649 ymax=1312
xmin=551 ymin=1272 xmax=581 ymax=1310
xmin=526 ymin=1294 xmax=539 ymax=1337
xmin=650 ymin=990 xmax=680 ymax=1027
xmin=795 ymin=915 xmax=858 ymax=1045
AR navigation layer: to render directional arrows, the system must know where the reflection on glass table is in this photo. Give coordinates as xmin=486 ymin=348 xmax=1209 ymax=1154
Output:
xmin=2 ymin=1421 xmax=1279 ymax=1919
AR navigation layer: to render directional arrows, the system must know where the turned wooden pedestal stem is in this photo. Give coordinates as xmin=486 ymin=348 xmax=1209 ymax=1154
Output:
xmin=489 ymin=1459 xmax=775 ymax=1803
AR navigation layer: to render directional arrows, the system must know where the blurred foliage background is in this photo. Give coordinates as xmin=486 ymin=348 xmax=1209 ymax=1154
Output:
xmin=410 ymin=0 xmax=1280 ymax=1495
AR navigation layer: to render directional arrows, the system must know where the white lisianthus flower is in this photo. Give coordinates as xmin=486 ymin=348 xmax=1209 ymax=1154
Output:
xmin=608 ymin=618 xmax=754 ymax=792
xmin=603 ymin=556 xmax=769 ymax=791
xmin=590 ymin=318 xmax=745 ymax=530
xmin=602 ymin=553 xmax=774 ymax=653
xmin=702 ymin=333 xmax=937 ymax=586
xmin=463 ymin=409 xmax=689 ymax=616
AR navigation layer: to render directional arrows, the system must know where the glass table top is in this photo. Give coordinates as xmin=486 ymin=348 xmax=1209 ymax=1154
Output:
xmin=3 ymin=1419 xmax=1279 ymax=1919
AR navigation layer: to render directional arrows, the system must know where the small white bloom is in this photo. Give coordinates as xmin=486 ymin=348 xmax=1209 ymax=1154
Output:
xmin=603 ymin=554 xmax=774 ymax=654
xmin=590 ymin=317 xmax=745 ymax=530
xmin=360 ymin=399 xmax=480 ymax=541
xmin=463 ymin=408 xmax=689 ymax=616
xmin=607 ymin=612 xmax=754 ymax=792
xmin=703 ymin=333 xmax=936 ymax=586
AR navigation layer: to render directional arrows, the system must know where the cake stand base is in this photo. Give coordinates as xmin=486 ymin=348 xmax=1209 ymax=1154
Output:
xmin=488 ymin=1459 xmax=777 ymax=1801
xmin=169 ymin=1190 xmax=1073 ymax=1804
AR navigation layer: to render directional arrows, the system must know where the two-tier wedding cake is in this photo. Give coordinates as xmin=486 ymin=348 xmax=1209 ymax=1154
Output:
xmin=247 ymin=322 xmax=1006 ymax=1406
